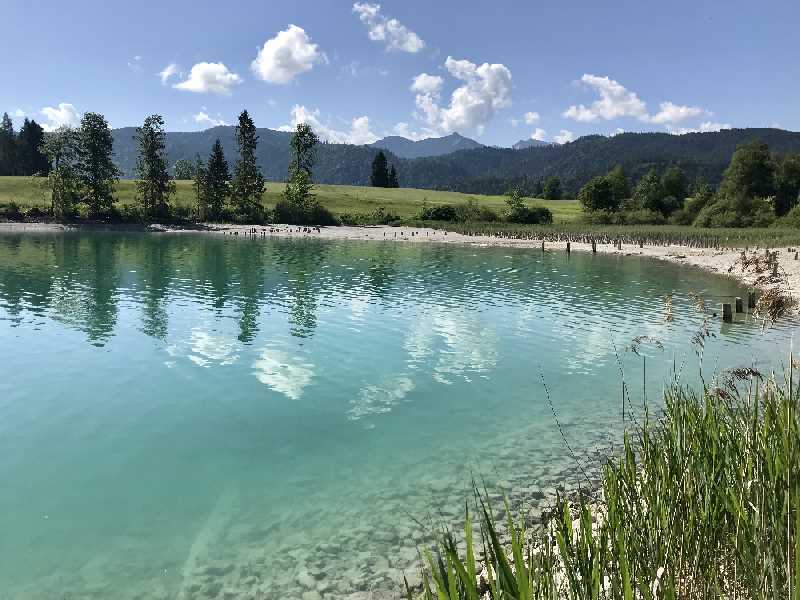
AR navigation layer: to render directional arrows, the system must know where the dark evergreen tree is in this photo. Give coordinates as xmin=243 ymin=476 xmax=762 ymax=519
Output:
xmin=370 ymin=151 xmax=389 ymax=187
xmin=16 ymin=119 xmax=49 ymax=176
xmin=77 ymin=112 xmax=120 ymax=215
xmin=205 ymin=139 xmax=230 ymax=221
xmin=230 ymin=110 xmax=265 ymax=222
xmin=388 ymin=165 xmax=399 ymax=188
xmin=542 ymin=175 xmax=562 ymax=199
xmin=774 ymin=153 xmax=800 ymax=216
xmin=0 ymin=113 xmax=17 ymax=176
xmin=134 ymin=115 xmax=175 ymax=219
xmin=661 ymin=165 xmax=688 ymax=202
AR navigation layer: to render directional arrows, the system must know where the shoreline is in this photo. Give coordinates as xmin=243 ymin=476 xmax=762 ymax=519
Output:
xmin=3 ymin=221 xmax=797 ymax=302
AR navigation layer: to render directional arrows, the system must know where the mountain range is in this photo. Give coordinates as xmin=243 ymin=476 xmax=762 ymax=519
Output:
xmin=110 ymin=127 xmax=800 ymax=197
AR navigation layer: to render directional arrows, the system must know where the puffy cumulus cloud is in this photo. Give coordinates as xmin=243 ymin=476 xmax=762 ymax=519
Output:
xmin=392 ymin=122 xmax=435 ymax=141
xmin=524 ymin=111 xmax=540 ymax=125
xmin=352 ymin=3 xmax=424 ymax=53
xmin=563 ymin=74 xmax=648 ymax=122
xmin=666 ymin=121 xmax=732 ymax=135
xmin=649 ymin=101 xmax=705 ymax=124
xmin=563 ymin=74 xmax=716 ymax=130
xmin=279 ymin=105 xmax=378 ymax=145
xmin=159 ymin=63 xmax=180 ymax=85
xmin=410 ymin=73 xmax=443 ymax=95
xmin=411 ymin=56 xmax=512 ymax=135
xmin=253 ymin=347 xmax=314 ymax=400
xmin=251 ymin=25 xmax=326 ymax=84
xmin=553 ymin=129 xmax=575 ymax=144
xmin=40 ymin=103 xmax=82 ymax=132
xmin=194 ymin=111 xmax=228 ymax=128
xmin=12 ymin=108 xmax=26 ymax=118
xmin=174 ymin=62 xmax=242 ymax=95
xmin=531 ymin=127 xmax=547 ymax=141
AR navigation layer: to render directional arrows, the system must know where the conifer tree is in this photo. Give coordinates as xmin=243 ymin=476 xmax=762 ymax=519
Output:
xmin=77 ymin=112 xmax=120 ymax=215
xmin=388 ymin=165 xmax=399 ymax=188
xmin=205 ymin=139 xmax=230 ymax=220
xmin=284 ymin=123 xmax=319 ymax=218
xmin=370 ymin=151 xmax=389 ymax=187
xmin=0 ymin=113 xmax=17 ymax=176
xmin=17 ymin=119 xmax=49 ymax=176
xmin=230 ymin=110 xmax=265 ymax=222
xmin=134 ymin=115 xmax=174 ymax=219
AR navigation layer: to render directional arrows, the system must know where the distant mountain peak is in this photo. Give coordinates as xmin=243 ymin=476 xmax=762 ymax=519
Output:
xmin=369 ymin=132 xmax=483 ymax=159
xmin=512 ymin=138 xmax=552 ymax=150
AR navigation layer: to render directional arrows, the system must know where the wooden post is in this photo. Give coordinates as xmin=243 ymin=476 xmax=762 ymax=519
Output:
xmin=541 ymin=241 xmax=545 ymax=252
xmin=566 ymin=241 xmax=571 ymax=253
xmin=592 ymin=240 xmax=597 ymax=253
xmin=722 ymin=303 xmax=733 ymax=322
xmin=748 ymin=290 xmax=756 ymax=311
xmin=735 ymin=297 xmax=743 ymax=313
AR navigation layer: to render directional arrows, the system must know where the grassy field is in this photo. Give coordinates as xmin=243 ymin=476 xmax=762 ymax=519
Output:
xmin=0 ymin=176 xmax=582 ymax=223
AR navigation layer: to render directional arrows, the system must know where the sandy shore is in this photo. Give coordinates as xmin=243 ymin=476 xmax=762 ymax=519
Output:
xmin=2 ymin=221 xmax=798 ymax=302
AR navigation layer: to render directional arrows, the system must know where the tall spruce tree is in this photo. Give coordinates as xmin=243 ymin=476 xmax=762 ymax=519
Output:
xmin=134 ymin=115 xmax=174 ymax=220
xmin=388 ymin=165 xmax=399 ymax=188
xmin=284 ymin=123 xmax=319 ymax=218
xmin=230 ymin=110 xmax=265 ymax=222
xmin=205 ymin=139 xmax=230 ymax=221
xmin=77 ymin=112 xmax=120 ymax=215
xmin=370 ymin=151 xmax=389 ymax=187
xmin=17 ymin=119 xmax=49 ymax=176
xmin=0 ymin=113 xmax=17 ymax=176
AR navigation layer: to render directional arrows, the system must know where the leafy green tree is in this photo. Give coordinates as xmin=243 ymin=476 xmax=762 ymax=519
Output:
xmin=0 ymin=113 xmax=17 ymax=176
xmin=205 ymin=139 xmax=230 ymax=220
xmin=134 ymin=115 xmax=175 ymax=219
xmin=661 ymin=166 xmax=688 ymax=203
xmin=606 ymin=165 xmax=630 ymax=200
xmin=41 ymin=127 xmax=81 ymax=218
xmin=719 ymin=140 xmax=776 ymax=200
xmin=173 ymin=159 xmax=195 ymax=180
xmin=77 ymin=112 xmax=120 ymax=215
xmin=388 ymin=165 xmax=399 ymax=188
xmin=578 ymin=175 xmax=618 ymax=212
xmin=16 ymin=119 xmax=49 ymax=176
xmin=370 ymin=151 xmax=389 ymax=187
xmin=542 ymin=175 xmax=562 ymax=199
xmin=774 ymin=153 xmax=800 ymax=216
xmin=505 ymin=188 xmax=553 ymax=224
xmin=632 ymin=169 xmax=666 ymax=214
xmin=284 ymin=123 xmax=319 ymax=215
xmin=230 ymin=110 xmax=265 ymax=222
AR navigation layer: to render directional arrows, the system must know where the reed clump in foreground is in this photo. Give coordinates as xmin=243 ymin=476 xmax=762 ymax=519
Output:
xmin=408 ymin=368 xmax=799 ymax=599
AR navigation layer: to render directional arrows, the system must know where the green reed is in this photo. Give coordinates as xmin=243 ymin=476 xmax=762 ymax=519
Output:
xmin=406 ymin=368 xmax=800 ymax=599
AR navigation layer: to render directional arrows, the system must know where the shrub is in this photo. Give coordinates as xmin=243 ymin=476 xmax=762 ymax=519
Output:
xmin=419 ymin=204 xmax=458 ymax=221
xmin=507 ymin=205 xmax=553 ymax=224
xmin=0 ymin=202 xmax=23 ymax=221
xmin=578 ymin=175 xmax=618 ymax=212
xmin=454 ymin=198 xmax=500 ymax=222
xmin=272 ymin=198 xmax=337 ymax=225
xmin=694 ymin=193 xmax=775 ymax=228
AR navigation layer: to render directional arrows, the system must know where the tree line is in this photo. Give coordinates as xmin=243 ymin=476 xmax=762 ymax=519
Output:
xmin=13 ymin=108 xmax=334 ymax=224
xmin=0 ymin=113 xmax=49 ymax=176
xmin=576 ymin=140 xmax=800 ymax=227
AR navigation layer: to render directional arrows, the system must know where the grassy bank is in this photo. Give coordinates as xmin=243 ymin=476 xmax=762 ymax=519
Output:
xmin=0 ymin=176 xmax=581 ymax=223
xmin=412 ymin=367 xmax=799 ymax=599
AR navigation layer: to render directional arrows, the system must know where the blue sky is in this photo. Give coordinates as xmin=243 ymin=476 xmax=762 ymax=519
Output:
xmin=3 ymin=0 xmax=798 ymax=146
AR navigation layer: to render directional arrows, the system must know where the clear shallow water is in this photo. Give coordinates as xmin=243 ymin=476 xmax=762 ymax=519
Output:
xmin=0 ymin=232 xmax=795 ymax=599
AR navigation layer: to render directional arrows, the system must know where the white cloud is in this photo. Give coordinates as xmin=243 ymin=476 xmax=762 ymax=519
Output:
xmin=251 ymin=25 xmax=326 ymax=84
xmin=159 ymin=63 xmax=180 ymax=85
xmin=392 ymin=122 xmax=434 ymax=141
xmin=510 ymin=118 xmax=520 ymax=127
xmin=524 ymin=111 xmax=540 ymax=125
xmin=40 ymin=103 xmax=81 ymax=132
xmin=531 ymin=127 xmax=547 ymax=141
xmin=174 ymin=62 xmax=242 ymax=95
xmin=12 ymin=108 xmax=26 ymax=118
xmin=194 ymin=111 xmax=228 ymax=128
xmin=253 ymin=347 xmax=314 ymax=400
xmin=410 ymin=56 xmax=512 ymax=135
xmin=352 ymin=3 xmax=424 ymax=53
xmin=410 ymin=73 xmax=443 ymax=95
xmin=553 ymin=129 xmax=575 ymax=144
xmin=279 ymin=105 xmax=378 ymax=145
xmin=563 ymin=74 xmax=648 ymax=122
xmin=666 ymin=121 xmax=732 ymax=135
xmin=649 ymin=101 xmax=705 ymax=124
xmin=563 ymin=74 xmax=716 ymax=131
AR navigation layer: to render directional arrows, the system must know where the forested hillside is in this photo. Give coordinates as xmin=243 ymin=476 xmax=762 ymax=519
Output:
xmin=104 ymin=127 xmax=800 ymax=196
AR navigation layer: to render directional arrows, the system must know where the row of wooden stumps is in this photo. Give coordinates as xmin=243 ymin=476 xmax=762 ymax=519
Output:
xmin=722 ymin=290 xmax=757 ymax=322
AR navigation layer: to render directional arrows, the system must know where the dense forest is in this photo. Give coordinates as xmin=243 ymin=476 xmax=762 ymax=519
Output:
xmin=106 ymin=126 xmax=800 ymax=196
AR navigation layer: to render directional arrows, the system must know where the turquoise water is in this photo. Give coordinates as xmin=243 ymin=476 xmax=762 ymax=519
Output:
xmin=0 ymin=232 xmax=795 ymax=599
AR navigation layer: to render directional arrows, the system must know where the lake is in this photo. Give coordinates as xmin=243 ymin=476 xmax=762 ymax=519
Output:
xmin=0 ymin=231 xmax=794 ymax=599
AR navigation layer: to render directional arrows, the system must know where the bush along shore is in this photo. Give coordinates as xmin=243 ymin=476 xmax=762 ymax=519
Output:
xmin=407 ymin=362 xmax=800 ymax=599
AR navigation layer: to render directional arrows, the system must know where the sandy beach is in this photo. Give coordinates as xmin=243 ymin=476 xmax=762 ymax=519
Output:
xmin=3 ymin=221 xmax=797 ymax=302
